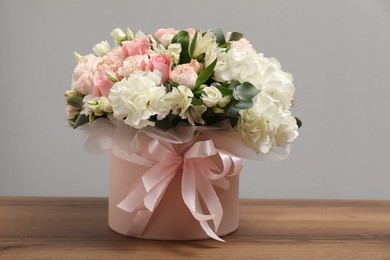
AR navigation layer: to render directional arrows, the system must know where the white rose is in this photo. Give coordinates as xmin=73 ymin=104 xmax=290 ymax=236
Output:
xmin=108 ymin=71 xmax=169 ymax=129
xmin=201 ymin=86 xmax=222 ymax=108
xmin=218 ymin=96 xmax=231 ymax=108
xmin=111 ymin=28 xmax=127 ymax=45
xmin=92 ymin=41 xmax=112 ymax=57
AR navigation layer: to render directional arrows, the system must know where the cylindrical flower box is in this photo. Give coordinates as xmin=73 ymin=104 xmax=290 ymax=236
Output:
xmin=108 ymin=150 xmax=240 ymax=240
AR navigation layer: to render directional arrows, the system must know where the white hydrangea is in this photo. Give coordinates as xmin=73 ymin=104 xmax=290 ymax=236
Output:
xmin=214 ymin=38 xmax=258 ymax=85
xmin=108 ymin=71 xmax=169 ymax=129
xmin=214 ymin=39 xmax=294 ymax=110
xmin=236 ymin=95 xmax=299 ymax=153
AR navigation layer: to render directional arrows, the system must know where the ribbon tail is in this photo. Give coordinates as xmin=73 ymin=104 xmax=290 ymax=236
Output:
xmin=117 ymin=178 xmax=147 ymax=212
xmin=182 ymin=162 xmax=215 ymax=221
xmin=126 ymin=209 xmax=154 ymax=236
xmin=196 ymin=172 xmax=224 ymax=231
xmin=199 ymin=220 xmax=225 ymax=242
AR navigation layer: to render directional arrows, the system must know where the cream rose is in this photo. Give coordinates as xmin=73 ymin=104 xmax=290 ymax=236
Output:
xmin=201 ymin=86 xmax=222 ymax=108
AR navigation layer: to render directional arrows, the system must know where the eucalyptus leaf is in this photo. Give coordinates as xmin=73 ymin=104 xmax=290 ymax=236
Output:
xmin=226 ymin=105 xmax=240 ymax=118
xmin=224 ymin=80 xmax=239 ymax=90
xmin=233 ymin=82 xmax=261 ymax=101
xmin=232 ymin=100 xmax=253 ymax=110
xmin=194 ymin=58 xmax=217 ymax=88
xmin=212 ymin=28 xmax=226 ymax=46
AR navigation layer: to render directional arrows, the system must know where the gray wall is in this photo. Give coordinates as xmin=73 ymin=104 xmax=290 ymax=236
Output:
xmin=1 ymin=0 xmax=389 ymax=199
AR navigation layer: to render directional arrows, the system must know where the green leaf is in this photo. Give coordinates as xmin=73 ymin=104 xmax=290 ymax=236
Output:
xmin=191 ymin=97 xmax=203 ymax=106
xmin=189 ymin=30 xmax=198 ymax=57
xmin=171 ymin=30 xmax=191 ymax=64
xmin=73 ymin=114 xmax=89 ymax=129
xmin=151 ymin=35 xmax=162 ymax=46
xmin=212 ymin=83 xmax=233 ymax=96
xmin=67 ymin=96 xmax=83 ymax=108
xmin=233 ymin=82 xmax=261 ymax=101
xmin=168 ymin=81 xmax=179 ymax=88
xmin=212 ymin=28 xmax=226 ymax=46
xmin=295 ymin=117 xmax=302 ymax=128
xmin=229 ymin=32 xmax=243 ymax=41
xmin=194 ymin=58 xmax=217 ymax=88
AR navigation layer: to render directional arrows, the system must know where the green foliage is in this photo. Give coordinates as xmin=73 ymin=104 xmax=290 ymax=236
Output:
xmin=171 ymin=30 xmax=190 ymax=64
xmin=229 ymin=32 xmax=244 ymax=41
xmin=212 ymin=28 xmax=226 ymax=46
xmin=189 ymin=30 xmax=198 ymax=58
xmin=233 ymin=82 xmax=261 ymax=101
xmin=219 ymin=81 xmax=260 ymax=118
xmin=73 ymin=114 xmax=89 ymax=129
xmin=67 ymin=96 xmax=83 ymax=108
xmin=295 ymin=117 xmax=302 ymax=128
xmin=194 ymin=59 xmax=217 ymax=89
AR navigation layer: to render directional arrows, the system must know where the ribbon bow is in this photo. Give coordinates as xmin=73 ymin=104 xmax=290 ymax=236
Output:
xmin=115 ymin=138 xmax=243 ymax=241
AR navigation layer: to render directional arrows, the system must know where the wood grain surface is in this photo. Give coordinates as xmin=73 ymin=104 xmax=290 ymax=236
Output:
xmin=1 ymin=197 xmax=390 ymax=259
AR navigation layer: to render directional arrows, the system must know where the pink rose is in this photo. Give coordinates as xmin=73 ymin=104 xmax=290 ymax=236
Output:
xmin=92 ymin=70 xmax=119 ymax=97
xmin=149 ymin=54 xmax=171 ymax=84
xmin=185 ymin=28 xmax=197 ymax=38
xmin=72 ymin=54 xmax=99 ymax=95
xmin=118 ymin=54 xmax=149 ymax=77
xmin=170 ymin=64 xmax=198 ymax=89
xmin=100 ymin=46 xmax=125 ymax=71
xmin=154 ymin=28 xmax=178 ymax=46
xmin=231 ymin=38 xmax=254 ymax=52
xmin=122 ymin=37 xmax=150 ymax=57
xmin=188 ymin=59 xmax=202 ymax=74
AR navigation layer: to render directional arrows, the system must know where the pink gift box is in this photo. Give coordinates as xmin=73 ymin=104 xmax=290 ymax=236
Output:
xmin=108 ymin=148 xmax=240 ymax=241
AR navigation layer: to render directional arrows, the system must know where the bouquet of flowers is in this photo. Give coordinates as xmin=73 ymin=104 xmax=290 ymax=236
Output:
xmin=65 ymin=27 xmax=300 ymax=154
xmin=64 ymin=27 xmax=301 ymax=241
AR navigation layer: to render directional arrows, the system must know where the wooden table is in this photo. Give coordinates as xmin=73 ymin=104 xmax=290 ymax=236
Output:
xmin=1 ymin=197 xmax=390 ymax=259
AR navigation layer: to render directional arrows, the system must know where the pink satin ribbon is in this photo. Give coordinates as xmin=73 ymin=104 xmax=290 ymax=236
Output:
xmin=115 ymin=138 xmax=243 ymax=242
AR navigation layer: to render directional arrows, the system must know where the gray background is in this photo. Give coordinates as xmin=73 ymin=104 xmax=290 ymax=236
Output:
xmin=1 ymin=0 xmax=389 ymax=199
